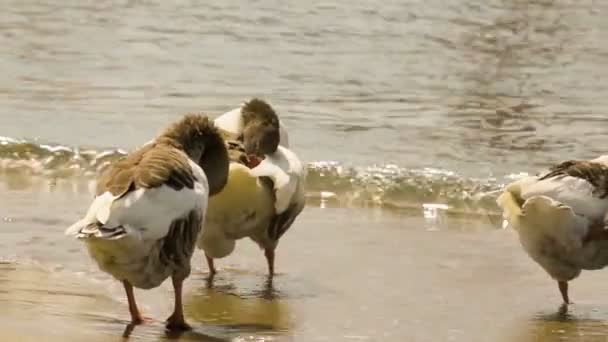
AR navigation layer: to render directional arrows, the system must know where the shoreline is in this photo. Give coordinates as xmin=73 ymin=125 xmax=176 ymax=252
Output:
xmin=1 ymin=209 xmax=608 ymax=341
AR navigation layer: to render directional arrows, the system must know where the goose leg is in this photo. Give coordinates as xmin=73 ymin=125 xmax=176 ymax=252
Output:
xmin=166 ymin=275 xmax=191 ymax=331
xmin=558 ymin=281 xmax=571 ymax=304
xmin=123 ymin=280 xmax=146 ymax=325
xmin=264 ymin=248 xmax=275 ymax=277
xmin=205 ymin=254 xmax=216 ymax=275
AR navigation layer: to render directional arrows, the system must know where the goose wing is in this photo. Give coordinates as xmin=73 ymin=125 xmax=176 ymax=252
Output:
xmin=67 ymin=143 xmax=208 ymax=241
xmin=249 ymin=145 xmax=305 ymax=240
xmin=249 ymin=146 xmax=304 ymax=214
xmin=518 ymin=160 xmax=608 ymax=219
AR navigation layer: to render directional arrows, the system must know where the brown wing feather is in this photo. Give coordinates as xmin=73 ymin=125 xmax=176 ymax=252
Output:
xmin=158 ymin=210 xmax=202 ymax=279
xmin=135 ymin=145 xmax=194 ymax=190
xmin=228 ymin=140 xmax=251 ymax=165
xmin=540 ymin=160 xmax=608 ymax=198
xmin=96 ymin=143 xmax=196 ymax=198
xmin=269 ymin=202 xmax=304 ymax=240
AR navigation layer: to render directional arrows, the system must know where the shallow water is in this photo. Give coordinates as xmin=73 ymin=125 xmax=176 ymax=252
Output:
xmin=2 ymin=0 xmax=608 ymax=340
xmin=3 ymin=182 xmax=608 ymax=341
xmin=3 ymin=0 xmax=608 ymax=173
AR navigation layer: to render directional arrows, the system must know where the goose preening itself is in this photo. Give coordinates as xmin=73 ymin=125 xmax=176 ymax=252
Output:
xmin=214 ymin=98 xmax=290 ymax=151
xmin=497 ymin=156 xmax=608 ymax=304
xmin=65 ymin=114 xmax=229 ymax=330
xmin=198 ymin=99 xmax=305 ymax=277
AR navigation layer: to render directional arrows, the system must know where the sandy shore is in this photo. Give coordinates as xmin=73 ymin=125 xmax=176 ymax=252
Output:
xmin=2 ymin=205 xmax=608 ymax=341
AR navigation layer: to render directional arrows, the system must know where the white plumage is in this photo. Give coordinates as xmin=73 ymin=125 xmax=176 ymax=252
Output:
xmin=249 ymin=145 xmax=304 ymax=213
xmin=198 ymin=100 xmax=305 ymax=275
xmin=64 ymin=113 xmax=230 ymax=329
xmin=198 ymin=144 xmax=306 ymax=274
xmin=497 ymin=155 xmax=608 ymax=303
xmin=66 ymin=158 xmax=209 ymax=288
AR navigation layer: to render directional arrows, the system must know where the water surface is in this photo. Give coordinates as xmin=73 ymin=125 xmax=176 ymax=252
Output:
xmin=2 ymin=0 xmax=608 ymax=340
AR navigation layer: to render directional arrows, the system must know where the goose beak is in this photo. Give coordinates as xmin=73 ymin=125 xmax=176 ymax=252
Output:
xmin=246 ymin=154 xmax=263 ymax=168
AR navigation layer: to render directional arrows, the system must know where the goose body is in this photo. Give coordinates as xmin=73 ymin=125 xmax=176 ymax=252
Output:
xmin=198 ymin=142 xmax=305 ymax=275
xmin=199 ymin=99 xmax=305 ymax=276
xmin=66 ymin=156 xmax=208 ymax=289
xmin=497 ymin=155 xmax=608 ymax=303
xmin=65 ymin=114 xmax=229 ymax=329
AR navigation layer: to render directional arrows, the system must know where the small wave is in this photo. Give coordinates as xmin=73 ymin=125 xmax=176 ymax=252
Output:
xmin=306 ymin=161 xmax=516 ymax=219
xmin=0 ymin=137 xmax=521 ymax=221
xmin=0 ymin=136 xmax=126 ymax=177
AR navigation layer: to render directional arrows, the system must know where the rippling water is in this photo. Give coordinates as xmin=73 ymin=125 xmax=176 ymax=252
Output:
xmin=2 ymin=0 xmax=608 ymax=340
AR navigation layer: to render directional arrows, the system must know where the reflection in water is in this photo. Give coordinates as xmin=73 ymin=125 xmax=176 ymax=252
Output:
xmin=512 ymin=304 xmax=608 ymax=342
xmin=3 ymin=1 xmax=608 ymax=340
xmin=162 ymin=329 xmax=230 ymax=342
xmin=185 ymin=273 xmax=292 ymax=336
xmin=119 ymin=319 xmax=232 ymax=341
xmin=0 ymin=263 xmax=126 ymax=341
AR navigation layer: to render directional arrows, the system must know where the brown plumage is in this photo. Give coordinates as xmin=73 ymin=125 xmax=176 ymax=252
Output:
xmin=96 ymin=144 xmax=196 ymax=197
xmin=96 ymin=113 xmax=230 ymax=198
xmin=69 ymin=112 xmax=230 ymax=331
xmin=241 ymin=98 xmax=279 ymax=127
xmin=158 ymin=210 xmax=202 ymax=281
xmin=540 ymin=160 xmax=608 ymax=198
xmin=240 ymin=98 xmax=281 ymax=156
xmin=268 ymin=203 xmax=301 ymax=240
xmin=226 ymin=137 xmax=269 ymax=167
xmin=226 ymin=140 xmax=250 ymax=165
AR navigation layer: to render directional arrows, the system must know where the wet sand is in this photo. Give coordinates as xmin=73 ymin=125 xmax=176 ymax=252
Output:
xmin=3 ymin=195 xmax=608 ymax=341
xmin=3 ymin=0 xmax=608 ymax=340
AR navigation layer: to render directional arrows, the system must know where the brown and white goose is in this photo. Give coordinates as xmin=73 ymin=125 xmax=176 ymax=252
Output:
xmin=198 ymin=99 xmax=305 ymax=277
xmin=65 ymin=114 xmax=229 ymax=330
xmin=497 ymin=155 xmax=608 ymax=304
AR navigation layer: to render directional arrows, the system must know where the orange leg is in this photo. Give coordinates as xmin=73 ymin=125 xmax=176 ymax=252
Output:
xmin=205 ymin=254 xmax=216 ymax=275
xmin=123 ymin=280 xmax=145 ymax=325
xmin=558 ymin=281 xmax=571 ymax=304
xmin=264 ymin=248 xmax=275 ymax=277
xmin=166 ymin=275 xmax=191 ymax=331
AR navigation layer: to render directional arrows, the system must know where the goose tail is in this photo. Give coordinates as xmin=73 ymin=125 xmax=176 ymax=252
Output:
xmin=66 ymin=219 xmax=128 ymax=240
xmin=496 ymin=183 xmax=525 ymax=230
xmin=65 ymin=218 xmax=89 ymax=236
xmin=497 ymin=178 xmax=588 ymax=252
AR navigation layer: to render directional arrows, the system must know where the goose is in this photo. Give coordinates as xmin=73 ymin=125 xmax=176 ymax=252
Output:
xmin=65 ymin=114 xmax=229 ymax=330
xmin=497 ymin=155 xmax=608 ymax=304
xmin=198 ymin=99 xmax=305 ymax=277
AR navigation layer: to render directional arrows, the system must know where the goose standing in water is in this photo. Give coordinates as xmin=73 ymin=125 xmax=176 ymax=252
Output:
xmin=198 ymin=98 xmax=305 ymax=276
xmin=497 ymin=156 xmax=608 ymax=304
xmin=65 ymin=114 xmax=229 ymax=330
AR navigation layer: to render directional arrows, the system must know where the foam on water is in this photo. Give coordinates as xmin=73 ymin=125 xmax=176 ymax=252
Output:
xmin=0 ymin=137 xmax=524 ymax=222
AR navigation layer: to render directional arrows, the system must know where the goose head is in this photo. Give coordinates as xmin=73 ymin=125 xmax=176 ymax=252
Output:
xmin=240 ymin=98 xmax=281 ymax=158
xmin=159 ymin=113 xmax=230 ymax=196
